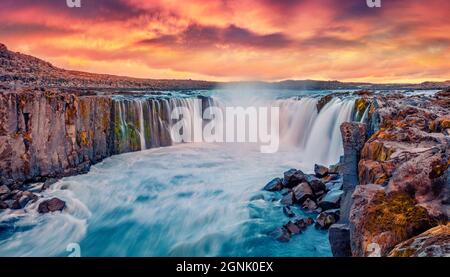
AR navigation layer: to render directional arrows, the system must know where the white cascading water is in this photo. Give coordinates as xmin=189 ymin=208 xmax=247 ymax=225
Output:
xmin=302 ymin=98 xmax=355 ymax=166
xmin=0 ymin=91 xmax=357 ymax=257
xmin=276 ymin=97 xmax=355 ymax=166
xmin=137 ymin=100 xmax=146 ymax=151
xmin=115 ymin=95 xmax=355 ymax=166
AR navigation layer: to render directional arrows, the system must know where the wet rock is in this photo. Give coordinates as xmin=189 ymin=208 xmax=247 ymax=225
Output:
xmin=316 ymin=211 xmax=339 ymax=230
xmin=302 ymin=198 xmax=318 ymax=211
xmin=329 ymin=224 xmax=352 ymax=257
xmin=283 ymin=206 xmax=295 ymax=218
xmin=295 ymin=219 xmax=307 ymax=230
xmin=304 ymin=217 xmax=315 ymax=226
xmin=0 ymin=185 xmax=10 ymax=195
xmin=283 ymin=169 xmax=306 ymax=188
xmin=294 ymin=217 xmax=314 ymax=229
xmin=317 ymin=94 xmax=333 ymax=113
xmin=350 ymin=186 xmax=436 ymax=257
xmin=340 ymin=122 xmax=367 ymax=223
xmin=0 ymin=91 xmax=113 ymax=189
xmin=325 ymin=181 xmax=342 ymax=191
xmin=281 ymin=192 xmax=294 ymax=205
xmin=37 ymin=198 xmax=66 ymax=213
xmin=284 ymin=221 xmax=301 ymax=235
xmin=0 ymin=201 xmax=8 ymax=209
xmin=318 ymin=190 xmax=344 ymax=211
xmin=309 ymin=179 xmax=326 ymax=195
xmin=389 ymin=223 xmax=450 ymax=257
xmin=329 ymin=163 xmax=342 ymax=174
xmin=40 ymin=178 xmax=58 ymax=192
xmin=12 ymin=194 xmax=34 ymax=209
xmin=263 ymin=177 xmax=283 ymax=192
xmin=272 ymin=227 xmax=291 ymax=242
xmin=321 ymin=174 xmax=340 ymax=183
xmin=292 ymin=182 xmax=313 ymax=204
xmin=314 ymin=164 xmax=329 ymax=178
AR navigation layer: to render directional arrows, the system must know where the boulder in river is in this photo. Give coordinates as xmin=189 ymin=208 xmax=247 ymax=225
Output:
xmin=302 ymin=198 xmax=318 ymax=211
xmin=281 ymin=192 xmax=294 ymax=205
xmin=315 ymin=211 xmax=340 ymax=230
xmin=38 ymin=198 xmax=66 ymax=213
xmin=308 ymin=179 xmax=326 ymax=195
xmin=292 ymin=182 xmax=313 ymax=204
xmin=284 ymin=221 xmax=302 ymax=235
xmin=272 ymin=227 xmax=291 ymax=242
xmin=283 ymin=169 xmax=306 ymax=188
xmin=318 ymin=189 xmax=344 ymax=211
xmin=314 ymin=164 xmax=329 ymax=178
xmin=263 ymin=177 xmax=283 ymax=192
xmin=325 ymin=181 xmax=342 ymax=191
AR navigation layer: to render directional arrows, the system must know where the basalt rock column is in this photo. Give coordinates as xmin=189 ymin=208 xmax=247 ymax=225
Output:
xmin=329 ymin=122 xmax=367 ymax=256
xmin=339 ymin=122 xmax=367 ymax=221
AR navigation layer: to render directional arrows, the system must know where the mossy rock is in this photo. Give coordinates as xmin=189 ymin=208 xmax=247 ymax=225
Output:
xmin=363 ymin=191 xmax=437 ymax=241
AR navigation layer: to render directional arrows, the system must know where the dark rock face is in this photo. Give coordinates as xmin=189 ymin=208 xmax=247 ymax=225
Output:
xmin=318 ymin=190 xmax=344 ymax=211
xmin=309 ymin=179 xmax=326 ymax=194
xmin=281 ymin=192 xmax=294 ymax=205
xmin=292 ymin=182 xmax=313 ymax=204
xmin=317 ymin=94 xmax=333 ymax=113
xmin=339 ymin=122 xmax=367 ymax=223
xmin=283 ymin=169 xmax=306 ymax=188
xmin=263 ymin=177 xmax=283 ymax=192
xmin=329 ymin=224 xmax=352 ymax=257
xmin=316 ymin=211 xmax=339 ymax=230
xmin=389 ymin=223 xmax=450 ymax=257
xmin=314 ymin=164 xmax=329 ymax=178
xmin=37 ymin=198 xmax=66 ymax=213
xmin=284 ymin=221 xmax=301 ymax=234
xmin=0 ymin=91 xmax=113 ymax=187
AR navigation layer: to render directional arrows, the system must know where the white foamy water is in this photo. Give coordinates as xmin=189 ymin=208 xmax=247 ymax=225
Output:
xmin=0 ymin=89 xmax=356 ymax=257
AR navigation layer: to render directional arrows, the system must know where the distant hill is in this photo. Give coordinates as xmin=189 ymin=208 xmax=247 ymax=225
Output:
xmin=1 ymin=43 xmax=449 ymax=91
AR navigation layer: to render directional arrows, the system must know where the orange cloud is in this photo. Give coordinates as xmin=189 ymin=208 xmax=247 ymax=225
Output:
xmin=0 ymin=0 xmax=449 ymax=82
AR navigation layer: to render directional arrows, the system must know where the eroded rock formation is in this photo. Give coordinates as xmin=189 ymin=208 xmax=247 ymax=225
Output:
xmin=344 ymin=92 xmax=449 ymax=257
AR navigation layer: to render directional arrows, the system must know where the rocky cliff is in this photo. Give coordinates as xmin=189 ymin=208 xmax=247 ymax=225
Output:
xmin=0 ymin=89 xmax=113 ymax=187
xmin=333 ymin=90 xmax=450 ymax=257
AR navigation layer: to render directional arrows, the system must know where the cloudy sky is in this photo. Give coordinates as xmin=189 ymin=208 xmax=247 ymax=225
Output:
xmin=1 ymin=0 xmax=449 ymax=82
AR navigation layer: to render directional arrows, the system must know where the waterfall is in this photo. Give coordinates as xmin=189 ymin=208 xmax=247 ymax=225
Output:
xmin=112 ymin=94 xmax=356 ymax=167
xmin=276 ymin=97 xmax=355 ymax=166
xmin=112 ymin=97 xmax=205 ymax=154
xmin=137 ymin=100 xmax=146 ymax=151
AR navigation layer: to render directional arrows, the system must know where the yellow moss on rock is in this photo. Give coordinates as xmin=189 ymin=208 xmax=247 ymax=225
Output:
xmin=363 ymin=191 xmax=436 ymax=241
xmin=79 ymin=131 xmax=89 ymax=146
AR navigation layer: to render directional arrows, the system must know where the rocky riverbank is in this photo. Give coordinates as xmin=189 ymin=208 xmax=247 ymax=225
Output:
xmin=263 ymin=164 xmax=344 ymax=242
xmin=345 ymin=89 xmax=449 ymax=257
xmin=263 ymin=89 xmax=449 ymax=257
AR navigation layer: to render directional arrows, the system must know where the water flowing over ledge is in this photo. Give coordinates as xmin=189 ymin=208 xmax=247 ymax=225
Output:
xmin=0 ymin=89 xmax=359 ymax=257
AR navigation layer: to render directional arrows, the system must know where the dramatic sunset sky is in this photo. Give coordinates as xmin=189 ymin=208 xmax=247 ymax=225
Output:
xmin=0 ymin=0 xmax=449 ymax=83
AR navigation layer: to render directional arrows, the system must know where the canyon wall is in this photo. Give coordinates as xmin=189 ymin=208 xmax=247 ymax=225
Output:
xmin=0 ymin=90 xmax=114 ymax=187
xmin=332 ymin=91 xmax=450 ymax=257
xmin=0 ymin=89 xmax=216 ymax=188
